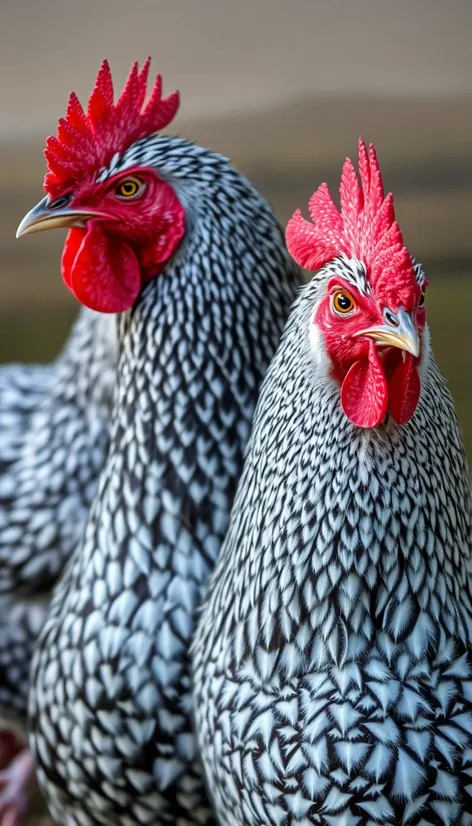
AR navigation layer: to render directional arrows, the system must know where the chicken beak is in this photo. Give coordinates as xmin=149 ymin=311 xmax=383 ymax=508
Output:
xmin=354 ymin=307 xmax=420 ymax=358
xmin=16 ymin=196 xmax=108 ymax=238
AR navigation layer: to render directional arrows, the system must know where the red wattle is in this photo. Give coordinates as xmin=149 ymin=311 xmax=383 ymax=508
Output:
xmin=341 ymin=341 xmax=388 ymax=428
xmin=61 ymin=224 xmax=141 ymax=313
xmin=61 ymin=228 xmax=84 ymax=291
xmin=387 ymin=353 xmax=420 ymax=425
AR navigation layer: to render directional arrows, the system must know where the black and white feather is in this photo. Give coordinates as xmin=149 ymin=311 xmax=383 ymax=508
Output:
xmin=192 ymin=268 xmax=472 ymax=826
xmin=28 ymin=135 xmax=301 ymax=825
xmin=0 ymin=308 xmax=117 ymax=728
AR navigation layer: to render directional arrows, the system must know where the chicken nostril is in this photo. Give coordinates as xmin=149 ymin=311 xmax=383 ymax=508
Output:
xmin=383 ymin=308 xmax=399 ymax=328
xmin=48 ymin=195 xmax=72 ymax=210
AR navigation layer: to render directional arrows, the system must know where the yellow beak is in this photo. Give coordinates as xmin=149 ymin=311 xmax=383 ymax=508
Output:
xmin=16 ymin=196 xmax=109 ymax=238
xmin=353 ymin=307 xmax=420 ymax=358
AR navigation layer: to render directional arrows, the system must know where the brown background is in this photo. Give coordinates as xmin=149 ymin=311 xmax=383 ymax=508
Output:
xmin=0 ymin=0 xmax=471 ymax=307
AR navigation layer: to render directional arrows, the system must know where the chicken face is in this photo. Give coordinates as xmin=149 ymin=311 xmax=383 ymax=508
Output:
xmin=312 ymin=263 xmax=426 ymax=427
xmin=16 ymin=59 xmax=185 ymax=314
xmin=286 ymin=139 xmax=428 ymax=429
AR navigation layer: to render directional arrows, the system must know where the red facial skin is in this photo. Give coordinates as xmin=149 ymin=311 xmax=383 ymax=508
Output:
xmin=55 ymin=167 xmax=186 ymax=314
xmin=314 ymin=276 xmax=426 ymax=428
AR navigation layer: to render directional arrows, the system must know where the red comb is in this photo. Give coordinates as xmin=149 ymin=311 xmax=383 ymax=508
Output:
xmin=44 ymin=58 xmax=180 ymax=197
xmin=286 ymin=139 xmax=417 ymax=309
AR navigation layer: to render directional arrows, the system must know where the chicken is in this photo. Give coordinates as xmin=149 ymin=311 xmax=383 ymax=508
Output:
xmin=21 ymin=58 xmax=301 ymax=825
xmin=192 ymin=139 xmax=472 ymax=825
xmin=0 ymin=309 xmax=116 ymax=594
xmin=0 ymin=307 xmax=117 ymax=826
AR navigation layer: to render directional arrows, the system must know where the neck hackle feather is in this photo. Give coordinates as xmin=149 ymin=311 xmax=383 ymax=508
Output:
xmin=44 ymin=58 xmax=180 ymax=199
xmin=286 ymin=138 xmax=418 ymax=310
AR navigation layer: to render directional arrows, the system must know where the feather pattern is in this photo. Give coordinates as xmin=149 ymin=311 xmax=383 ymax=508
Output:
xmin=192 ymin=272 xmax=472 ymax=826
xmin=29 ymin=133 xmax=300 ymax=825
xmin=0 ymin=309 xmax=117 ymax=727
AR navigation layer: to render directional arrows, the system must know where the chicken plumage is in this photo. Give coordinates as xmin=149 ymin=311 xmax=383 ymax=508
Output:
xmin=0 ymin=308 xmax=116 ymax=596
xmin=0 ymin=308 xmax=116 ymax=824
xmin=23 ymin=59 xmax=301 ymax=825
xmin=192 ymin=140 xmax=472 ymax=826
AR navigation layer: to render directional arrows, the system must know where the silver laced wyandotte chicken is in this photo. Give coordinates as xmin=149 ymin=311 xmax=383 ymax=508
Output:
xmin=0 ymin=289 xmax=117 ymax=818
xmin=192 ymin=139 xmax=472 ymax=826
xmin=19 ymin=58 xmax=301 ymax=826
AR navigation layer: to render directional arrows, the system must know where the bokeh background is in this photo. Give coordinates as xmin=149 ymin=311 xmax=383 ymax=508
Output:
xmin=0 ymin=1 xmax=471 ymax=819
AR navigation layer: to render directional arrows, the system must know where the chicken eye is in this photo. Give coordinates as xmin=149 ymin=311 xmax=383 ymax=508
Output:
xmin=332 ymin=290 xmax=356 ymax=315
xmin=115 ymin=177 xmax=144 ymax=199
xmin=418 ymin=290 xmax=426 ymax=307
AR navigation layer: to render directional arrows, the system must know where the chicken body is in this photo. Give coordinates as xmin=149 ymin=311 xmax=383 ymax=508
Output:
xmin=0 ymin=308 xmax=116 ymax=824
xmin=0 ymin=307 xmax=117 ymax=724
xmin=192 ymin=268 xmax=472 ymax=826
xmin=0 ymin=308 xmax=117 ymax=598
xmin=28 ymin=136 xmax=300 ymax=825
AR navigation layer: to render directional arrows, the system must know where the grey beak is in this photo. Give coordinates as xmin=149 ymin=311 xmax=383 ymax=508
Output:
xmin=17 ymin=196 xmax=108 ymax=238
xmin=353 ymin=306 xmax=420 ymax=358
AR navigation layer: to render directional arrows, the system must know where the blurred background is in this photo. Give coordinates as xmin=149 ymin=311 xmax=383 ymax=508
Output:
xmin=1 ymin=0 xmax=472 ymax=456
xmin=0 ymin=1 xmax=470 ymax=822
